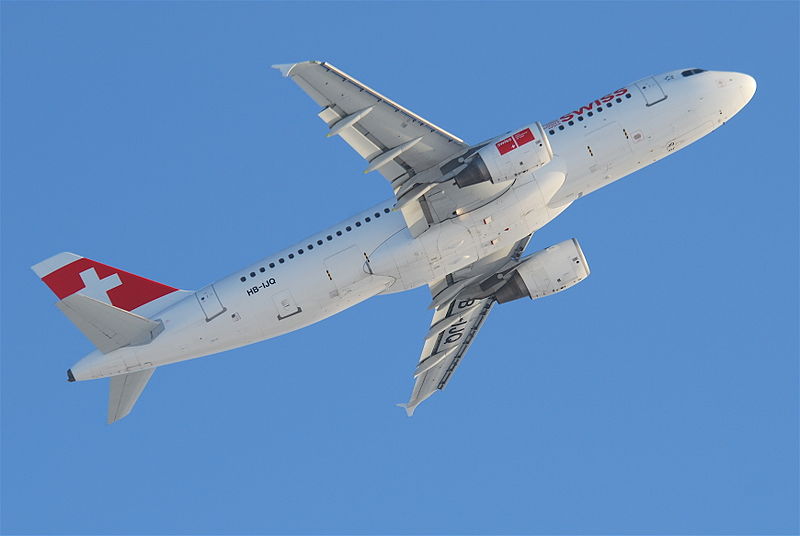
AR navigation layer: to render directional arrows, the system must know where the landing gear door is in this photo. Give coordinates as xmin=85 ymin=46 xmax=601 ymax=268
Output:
xmin=635 ymin=77 xmax=667 ymax=106
xmin=196 ymin=285 xmax=226 ymax=321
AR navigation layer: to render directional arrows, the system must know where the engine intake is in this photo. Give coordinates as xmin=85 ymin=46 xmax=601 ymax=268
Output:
xmin=495 ymin=239 xmax=590 ymax=304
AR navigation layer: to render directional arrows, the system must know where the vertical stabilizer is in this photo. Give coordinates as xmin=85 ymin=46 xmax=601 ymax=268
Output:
xmin=32 ymin=252 xmax=179 ymax=312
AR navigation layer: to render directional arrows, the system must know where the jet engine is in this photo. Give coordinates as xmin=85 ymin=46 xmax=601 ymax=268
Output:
xmin=494 ymin=238 xmax=590 ymax=303
xmin=453 ymin=122 xmax=553 ymax=188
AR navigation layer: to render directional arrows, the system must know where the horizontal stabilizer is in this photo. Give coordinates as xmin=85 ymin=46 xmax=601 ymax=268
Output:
xmin=56 ymin=294 xmax=164 ymax=353
xmin=108 ymin=368 xmax=155 ymax=424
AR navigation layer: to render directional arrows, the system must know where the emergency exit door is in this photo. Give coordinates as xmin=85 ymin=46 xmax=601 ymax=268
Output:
xmin=196 ymin=285 xmax=226 ymax=321
xmin=635 ymin=77 xmax=667 ymax=106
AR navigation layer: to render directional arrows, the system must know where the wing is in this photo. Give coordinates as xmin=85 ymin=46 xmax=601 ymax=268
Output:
xmin=401 ymin=235 xmax=533 ymax=415
xmin=274 ymin=61 xmax=510 ymax=236
xmin=273 ymin=61 xmax=468 ymax=182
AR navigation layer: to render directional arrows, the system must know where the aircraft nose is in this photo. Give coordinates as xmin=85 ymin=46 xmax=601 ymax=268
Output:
xmin=713 ymin=71 xmax=756 ymax=116
xmin=737 ymin=73 xmax=757 ymax=105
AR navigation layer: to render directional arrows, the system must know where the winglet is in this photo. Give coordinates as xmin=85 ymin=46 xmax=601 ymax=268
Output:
xmin=271 ymin=63 xmax=302 ymax=77
xmin=396 ymin=403 xmax=416 ymax=417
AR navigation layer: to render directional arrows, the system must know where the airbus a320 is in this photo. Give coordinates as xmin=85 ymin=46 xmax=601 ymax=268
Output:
xmin=33 ymin=63 xmax=756 ymax=422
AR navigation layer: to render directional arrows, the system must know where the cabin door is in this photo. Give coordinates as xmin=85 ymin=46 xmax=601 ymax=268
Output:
xmin=196 ymin=285 xmax=226 ymax=321
xmin=635 ymin=77 xmax=667 ymax=106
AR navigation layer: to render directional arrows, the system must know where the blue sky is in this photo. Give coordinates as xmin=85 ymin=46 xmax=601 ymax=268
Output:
xmin=2 ymin=2 xmax=797 ymax=534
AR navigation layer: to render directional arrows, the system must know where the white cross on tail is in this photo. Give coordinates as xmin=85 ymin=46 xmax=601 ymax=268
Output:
xmin=78 ymin=268 xmax=122 ymax=304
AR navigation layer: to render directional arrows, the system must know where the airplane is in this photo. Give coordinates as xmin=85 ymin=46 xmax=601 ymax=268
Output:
xmin=32 ymin=62 xmax=756 ymax=423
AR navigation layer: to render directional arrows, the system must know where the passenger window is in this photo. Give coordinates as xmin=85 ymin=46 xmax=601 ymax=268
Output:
xmin=269 ymin=263 xmax=275 ymax=268
xmin=374 ymin=212 xmax=380 ymax=218
xmin=317 ymin=240 xmax=323 ymax=245
xmin=549 ymin=130 xmax=555 ymax=135
xmin=279 ymin=258 xmax=285 ymax=264
xmin=288 ymin=253 xmax=294 ymax=259
xmin=259 ymin=267 xmax=265 ymax=273
xmin=240 ymin=276 xmax=246 ymax=282
xmin=355 ymin=221 xmax=361 ymax=227
xmin=336 ymin=231 xmax=342 ymax=236
xmin=568 ymin=120 xmax=574 ymax=126
xmin=384 ymin=208 xmax=390 ymax=213
xmin=250 ymin=272 xmax=256 ymax=277
xmin=577 ymin=116 xmax=584 ymax=122
xmin=346 ymin=226 xmax=352 ymax=232
xmin=365 ymin=217 xmax=371 ymax=222
xmin=327 ymin=235 xmax=333 ymax=240
xmin=558 ymin=125 xmax=564 ymax=130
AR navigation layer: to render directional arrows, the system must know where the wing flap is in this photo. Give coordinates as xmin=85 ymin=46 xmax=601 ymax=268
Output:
xmin=317 ymin=106 xmax=388 ymax=163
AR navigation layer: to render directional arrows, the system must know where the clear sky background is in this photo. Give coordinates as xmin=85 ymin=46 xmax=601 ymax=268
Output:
xmin=2 ymin=2 xmax=797 ymax=534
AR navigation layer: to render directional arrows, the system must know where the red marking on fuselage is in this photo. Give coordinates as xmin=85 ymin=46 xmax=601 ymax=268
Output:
xmin=558 ymin=87 xmax=629 ymax=122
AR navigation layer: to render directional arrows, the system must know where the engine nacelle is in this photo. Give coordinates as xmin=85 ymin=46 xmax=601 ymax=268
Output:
xmin=495 ymin=239 xmax=590 ymax=304
xmin=454 ymin=122 xmax=553 ymax=188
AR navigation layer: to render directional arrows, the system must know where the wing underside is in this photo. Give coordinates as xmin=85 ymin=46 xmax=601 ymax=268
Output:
xmin=274 ymin=61 xmax=467 ymax=182
xmin=274 ymin=61 xmax=512 ymax=237
xmin=402 ymin=235 xmax=533 ymax=415
xmin=403 ymin=296 xmax=495 ymax=415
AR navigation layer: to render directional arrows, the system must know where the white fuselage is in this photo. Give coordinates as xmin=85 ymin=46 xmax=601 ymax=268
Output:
xmin=69 ymin=69 xmax=755 ymax=381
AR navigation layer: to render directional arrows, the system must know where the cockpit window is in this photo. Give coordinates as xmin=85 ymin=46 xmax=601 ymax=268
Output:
xmin=681 ymin=68 xmax=706 ymax=77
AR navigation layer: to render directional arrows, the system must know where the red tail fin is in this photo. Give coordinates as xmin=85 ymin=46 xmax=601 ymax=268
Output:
xmin=32 ymin=252 xmax=178 ymax=312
